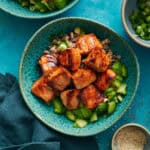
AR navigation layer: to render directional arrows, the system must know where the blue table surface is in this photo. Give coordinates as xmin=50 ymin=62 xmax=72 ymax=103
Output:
xmin=0 ymin=0 xmax=150 ymax=149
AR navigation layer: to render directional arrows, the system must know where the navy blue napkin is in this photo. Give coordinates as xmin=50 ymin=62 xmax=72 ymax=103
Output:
xmin=0 ymin=73 xmax=98 ymax=150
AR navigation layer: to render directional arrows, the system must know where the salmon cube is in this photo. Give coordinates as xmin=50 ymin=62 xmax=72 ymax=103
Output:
xmin=80 ymin=85 xmax=104 ymax=109
xmin=72 ymin=69 xmax=96 ymax=89
xmin=31 ymin=76 xmax=55 ymax=103
xmin=60 ymin=89 xmax=80 ymax=110
xmin=77 ymin=34 xmax=103 ymax=55
xmin=39 ymin=53 xmax=58 ymax=74
xmin=47 ymin=67 xmax=71 ymax=91
xmin=59 ymin=48 xmax=81 ymax=71
xmin=95 ymin=69 xmax=116 ymax=91
xmin=83 ymin=48 xmax=111 ymax=72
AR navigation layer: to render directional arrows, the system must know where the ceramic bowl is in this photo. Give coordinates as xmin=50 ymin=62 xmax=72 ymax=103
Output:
xmin=122 ymin=0 xmax=150 ymax=48
xmin=19 ymin=17 xmax=140 ymax=137
xmin=112 ymin=123 xmax=150 ymax=150
xmin=0 ymin=0 xmax=79 ymax=19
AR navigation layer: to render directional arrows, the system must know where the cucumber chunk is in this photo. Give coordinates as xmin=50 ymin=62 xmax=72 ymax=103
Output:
xmin=112 ymin=61 xmax=122 ymax=75
xmin=80 ymin=107 xmax=92 ymax=119
xmin=54 ymin=0 xmax=68 ymax=9
xmin=74 ymin=27 xmax=81 ymax=34
xmin=121 ymin=65 xmax=128 ymax=78
xmin=105 ymin=87 xmax=115 ymax=95
xmin=116 ymin=75 xmax=123 ymax=82
xmin=66 ymin=111 xmax=76 ymax=121
xmin=19 ymin=0 xmax=30 ymax=7
xmin=112 ymin=62 xmax=128 ymax=78
xmin=74 ymin=119 xmax=88 ymax=128
xmin=90 ymin=112 xmax=98 ymax=122
xmin=117 ymin=83 xmax=127 ymax=95
xmin=41 ymin=0 xmax=56 ymax=11
xmin=53 ymin=98 xmax=66 ymax=114
xmin=117 ymin=95 xmax=123 ymax=102
xmin=110 ymin=96 xmax=118 ymax=103
xmin=30 ymin=0 xmax=39 ymax=4
xmin=107 ymin=91 xmax=117 ymax=100
xmin=33 ymin=2 xmax=48 ymax=12
xmin=96 ymin=102 xmax=108 ymax=115
xmin=74 ymin=27 xmax=85 ymax=35
xmin=58 ymin=42 xmax=68 ymax=51
xmin=108 ymin=101 xmax=116 ymax=114
xmin=111 ymin=79 xmax=122 ymax=89
xmin=73 ymin=107 xmax=92 ymax=119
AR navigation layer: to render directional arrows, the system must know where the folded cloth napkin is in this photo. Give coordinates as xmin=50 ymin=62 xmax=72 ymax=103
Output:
xmin=0 ymin=73 xmax=98 ymax=150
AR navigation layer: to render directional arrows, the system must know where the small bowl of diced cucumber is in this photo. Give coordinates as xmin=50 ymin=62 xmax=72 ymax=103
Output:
xmin=0 ymin=0 xmax=79 ymax=19
xmin=122 ymin=0 xmax=150 ymax=48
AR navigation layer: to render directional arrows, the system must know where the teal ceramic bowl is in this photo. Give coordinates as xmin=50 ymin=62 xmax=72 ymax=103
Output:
xmin=0 ymin=0 xmax=79 ymax=19
xmin=122 ymin=0 xmax=150 ymax=48
xmin=19 ymin=17 xmax=140 ymax=137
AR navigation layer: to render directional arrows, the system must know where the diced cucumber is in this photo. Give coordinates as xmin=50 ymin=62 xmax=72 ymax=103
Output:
xmin=20 ymin=0 xmax=30 ymax=7
xmin=96 ymin=102 xmax=108 ymax=115
xmin=58 ymin=42 xmax=68 ymax=51
xmin=108 ymin=101 xmax=116 ymax=114
xmin=117 ymin=95 xmax=123 ymax=102
xmin=72 ymin=109 xmax=83 ymax=118
xmin=111 ymin=79 xmax=122 ymax=89
xmin=29 ymin=5 xmax=36 ymax=11
xmin=74 ymin=27 xmax=81 ymax=34
xmin=53 ymin=98 xmax=66 ymax=114
xmin=115 ymin=75 xmax=123 ymax=82
xmin=41 ymin=0 xmax=56 ymax=11
xmin=80 ymin=107 xmax=92 ymax=119
xmin=73 ymin=107 xmax=92 ymax=119
xmin=107 ymin=91 xmax=117 ymax=100
xmin=29 ymin=0 xmax=39 ymax=4
xmin=121 ymin=65 xmax=128 ymax=78
xmin=74 ymin=119 xmax=88 ymax=128
xmin=110 ymin=96 xmax=118 ymax=103
xmin=54 ymin=0 xmax=68 ymax=9
xmin=34 ymin=2 xmax=49 ymax=12
xmin=66 ymin=111 xmax=76 ymax=121
xmin=74 ymin=27 xmax=85 ymax=35
xmin=117 ymin=83 xmax=127 ymax=95
xmin=90 ymin=112 xmax=98 ymax=122
xmin=112 ymin=62 xmax=128 ymax=78
xmin=104 ymin=87 xmax=115 ymax=96
xmin=112 ymin=61 xmax=122 ymax=75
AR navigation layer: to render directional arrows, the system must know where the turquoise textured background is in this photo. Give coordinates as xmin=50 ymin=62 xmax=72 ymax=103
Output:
xmin=0 ymin=0 xmax=150 ymax=149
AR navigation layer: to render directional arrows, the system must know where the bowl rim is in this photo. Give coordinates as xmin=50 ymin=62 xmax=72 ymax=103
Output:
xmin=121 ymin=0 xmax=150 ymax=48
xmin=111 ymin=123 xmax=150 ymax=149
xmin=0 ymin=0 xmax=79 ymax=19
xmin=19 ymin=17 xmax=140 ymax=137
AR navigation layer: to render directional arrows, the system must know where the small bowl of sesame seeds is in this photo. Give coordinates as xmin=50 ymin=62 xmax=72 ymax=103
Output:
xmin=112 ymin=123 xmax=150 ymax=150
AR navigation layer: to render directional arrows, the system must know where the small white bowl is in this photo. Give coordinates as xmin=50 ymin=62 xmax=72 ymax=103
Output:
xmin=112 ymin=123 xmax=150 ymax=150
